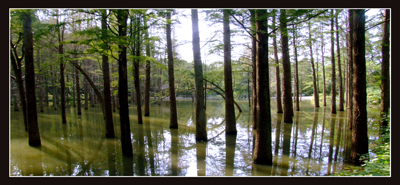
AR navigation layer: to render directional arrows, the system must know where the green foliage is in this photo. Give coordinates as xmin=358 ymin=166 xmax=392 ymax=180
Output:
xmin=367 ymin=86 xmax=381 ymax=105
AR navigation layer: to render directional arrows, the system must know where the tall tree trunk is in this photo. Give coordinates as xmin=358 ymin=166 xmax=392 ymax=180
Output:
xmin=272 ymin=10 xmax=283 ymax=113
xmin=23 ymin=10 xmax=41 ymax=146
xmin=321 ymin=23 xmax=327 ymax=106
xmin=191 ymin=9 xmax=207 ymax=141
xmin=292 ymin=23 xmax=300 ymax=111
xmin=249 ymin=9 xmax=258 ymax=129
xmin=380 ymin=9 xmax=390 ymax=131
xmin=223 ymin=9 xmax=237 ymax=135
xmin=101 ymin=9 xmax=115 ymax=138
xmin=350 ymin=9 xmax=368 ymax=166
xmin=166 ymin=10 xmax=178 ymax=128
xmin=36 ymin=48 xmax=44 ymax=112
xmin=75 ymin=62 xmax=82 ymax=115
xmin=73 ymin=64 xmax=76 ymax=107
xmin=347 ymin=9 xmax=354 ymax=130
xmin=253 ymin=9 xmax=272 ymax=165
xmin=58 ymin=25 xmax=67 ymax=124
xmin=51 ymin=65 xmax=58 ymax=110
xmin=280 ymin=9 xmax=293 ymax=123
xmin=144 ymin=14 xmax=151 ymax=117
xmin=336 ymin=11 xmax=344 ymax=111
xmin=330 ymin=9 xmax=337 ymax=114
xmin=117 ymin=9 xmax=133 ymax=156
xmin=308 ymin=20 xmax=319 ymax=108
xmin=44 ymin=75 xmax=49 ymax=108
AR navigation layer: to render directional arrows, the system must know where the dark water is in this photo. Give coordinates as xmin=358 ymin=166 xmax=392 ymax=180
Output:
xmin=9 ymin=98 xmax=381 ymax=176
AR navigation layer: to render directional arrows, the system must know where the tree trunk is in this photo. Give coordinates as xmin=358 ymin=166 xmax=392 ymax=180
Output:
xmin=308 ymin=20 xmax=319 ymax=108
xmin=380 ymin=9 xmax=390 ymax=131
xmin=101 ymin=9 xmax=115 ymax=138
xmin=23 ymin=10 xmax=41 ymax=146
xmin=36 ymin=48 xmax=44 ymax=112
xmin=51 ymin=65 xmax=58 ymax=110
xmin=280 ymin=9 xmax=293 ymax=123
xmin=191 ymin=9 xmax=207 ymax=141
xmin=144 ymin=15 xmax=151 ymax=117
xmin=272 ymin=10 xmax=283 ymax=113
xmin=117 ymin=9 xmax=133 ymax=156
xmin=350 ymin=9 xmax=368 ymax=166
xmin=249 ymin=9 xmax=258 ymax=129
xmin=330 ymin=9 xmax=337 ymax=114
xmin=10 ymin=51 xmax=27 ymax=130
xmin=321 ymin=23 xmax=327 ymax=106
xmin=292 ymin=23 xmax=300 ymax=111
xmin=336 ymin=11 xmax=344 ymax=111
xmin=223 ymin=9 xmax=237 ymax=135
xmin=253 ymin=9 xmax=272 ymax=165
xmin=75 ymin=62 xmax=82 ymax=115
xmin=59 ymin=35 xmax=67 ymax=123
xmin=166 ymin=10 xmax=178 ymax=128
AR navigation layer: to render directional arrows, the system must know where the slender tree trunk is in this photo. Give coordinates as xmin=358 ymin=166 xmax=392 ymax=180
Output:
xmin=253 ymin=9 xmax=272 ymax=165
xmin=191 ymin=9 xmax=207 ymax=141
xmin=73 ymin=64 xmax=76 ymax=107
xmin=36 ymin=48 xmax=44 ymax=112
xmin=44 ymin=75 xmax=49 ymax=108
xmin=336 ymin=11 xmax=344 ymax=111
xmin=10 ymin=50 xmax=28 ymax=131
xmin=166 ymin=10 xmax=178 ymax=128
xmin=280 ymin=9 xmax=293 ymax=123
xmin=380 ymin=9 xmax=390 ymax=131
xmin=249 ymin=9 xmax=258 ymax=129
xmin=144 ymin=15 xmax=151 ymax=117
xmin=321 ymin=23 xmax=327 ymax=106
xmin=51 ymin=65 xmax=58 ymax=110
xmin=272 ymin=10 xmax=283 ymax=113
xmin=75 ymin=63 xmax=82 ymax=115
xmin=308 ymin=20 xmax=319 ymax=108
xmin=223 ymin=9 xmax=236 ymax=135
xmin=59 ymin=35 xmax=67 ymax=123
xmin=292 ymin=23 xmax=300 ymax=111
xmin=348 ymin=9 xmax=354 ymax=131
xmin=330 ymin=9 xmax=337 ymax=114
xmin=23 ymin=10 xmax=41 ymax=146
xmin=101 ymin=9 xmax=115 ymax=138
xmin=350 ymin=9 xmax=368 ymax=166
xmin=117 ymin=9 xmax=133 ymax=156
xmin=13 ymin=85 xmax=19 ymax=111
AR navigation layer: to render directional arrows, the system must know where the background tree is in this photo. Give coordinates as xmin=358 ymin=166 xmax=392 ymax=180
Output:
xmin=380 ymin=9 xmax=390 ymax=131
xmin=272 ymin=10 xmax=283 ymax=113
xmin=166 ymin=9 xmax=178 ymax=129
xmin=330 ymin=9 xmax=337 ymax=114
xmin=336 ymin=10 xmax=344 ymax=111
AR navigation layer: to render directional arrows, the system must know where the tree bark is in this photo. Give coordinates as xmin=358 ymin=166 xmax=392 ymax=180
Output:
xmin=101 ymin=9 xmax=115 ymax=138
xmin=280 ymin=9 xmax=293 ymax=123
xmin=380 ymin=9 xmax=390 ymax=131
xmin=75 ymin=61 xmax=82 ymax=115
xmin=223 ymin=9 xmax=237 ymax=135
xmin=347 ymin=9 xmax=354 ymax=129
xmin=330 ymin=9 xmax=337 ymax=114
xmin=117 ymin=9 xmax=133 ymax=156
xmin=144 ymin=14 xmax=151 ymax=117
xmin=166 ymin=10 xmax=178 ymax=128
xmin=350 ymin=9 xmax=368 ymax=166
xmin=58 ymin=20 xmax=67 ymax=124
xmin=321 ymin=23 xmax=327 ymax=106
xmin=292 ymin=23 xmax=300 ymax=111
xmin=253 ymin=9 xmax=272 ymax=165
xmin=308 ymin=20 xmax=319 ymax=108
xmin=23 ymin=10 xmax=41 ymax=146
xmin=249 ymin=9 xmax=258 ymax=129
xmin=272 ymin=10 xmax=283 ymax=113
xmin=336 ymin=11 xmax=344 ymax=111
xmin=191 ymin=9 xmax=207 ymax=141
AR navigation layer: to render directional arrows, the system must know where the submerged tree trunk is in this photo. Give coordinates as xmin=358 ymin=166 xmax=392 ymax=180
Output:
xmin=166 ymin=10 xmax=178 ymax=128
xmin=336 ymin=11 xmax=344 ymax=111
xmin=249 ymin=9 xmax=258 ymax=129
xmin=144 ymin=15 xmax=151 ymax=117
xmin=273 ymin=10 xmax=283 ymax=113
xmin=330 ymin=9 xmax=337 ymax=114
xmin=75 ymin=62 xmax=82 ymax=115
xmin=192 ymin=9 xmax=207 ymax=141
xmin=350 ymin=9 xmax=368 ymax=166
xmin=280 ymin=9 xmax=293 ymax=123
xmin=58 ymin=24 xmax=67 ymax=124
xmin=101 ymin=9 xmax=115 ymax=138
xmin=253 ymin=9 xmax=272 ymax=165
xmin=308 ymin=20 xmax=319 ymax=108
xmin=223 ymin=9 xmax=237 ymax=135
xmin=321 ymin=23 xmax=327 ymax=106
xmin=292 ymin=23 xmax=300 ymax=111
xmin=380 ymin=9 xmax=390 ymax=131
xmin=23 ymin=10 xmax=41 ymax=146
xmin=117 ymin=9 xmax=133 ymax=156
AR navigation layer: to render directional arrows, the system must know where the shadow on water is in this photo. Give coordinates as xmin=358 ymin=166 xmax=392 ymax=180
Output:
xmin=9 ymin=99 xmax=382 ymax=176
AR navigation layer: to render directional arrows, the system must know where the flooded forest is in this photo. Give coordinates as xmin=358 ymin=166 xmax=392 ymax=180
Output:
xmin=9 ymin=9 xmax=390 ymax=176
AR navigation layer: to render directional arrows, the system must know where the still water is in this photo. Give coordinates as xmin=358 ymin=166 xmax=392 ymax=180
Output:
xmin=9 ymin=98 xmax=381 ymax=176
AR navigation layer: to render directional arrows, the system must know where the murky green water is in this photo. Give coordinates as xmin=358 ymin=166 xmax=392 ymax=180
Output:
xmin=9 ymin=98 xmax=381 ymax=176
